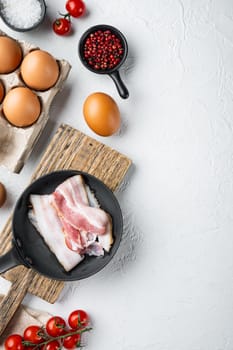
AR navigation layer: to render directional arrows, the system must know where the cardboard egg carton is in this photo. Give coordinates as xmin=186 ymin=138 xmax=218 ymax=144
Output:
xmin=0 ymin=30 xmax=71 ymax=173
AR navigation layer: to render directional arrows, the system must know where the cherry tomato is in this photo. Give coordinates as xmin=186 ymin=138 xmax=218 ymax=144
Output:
xmin=42 ymin=340 xmax=60 ymax=350
xmin=23 ymin=325 xmax=44 ymax=345
xmin=65 ymin=0 xmax=85 ymax=18
xmin=68 ymin=310 xmax=89 ymax=329
xmin=63 ymin=332 xmax=81 ymax=349
xmin=4 ymin=334 xmax=24 ymax=350
xmin=53 ymin=18 xmax=71 ymax=36
xmin=46 ymin=316 xmax=66 ymax=337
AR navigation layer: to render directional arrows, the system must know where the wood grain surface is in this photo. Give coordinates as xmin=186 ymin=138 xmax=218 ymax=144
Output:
xmin=0 ymin=123 xmax=132 ymax=303
xmin=0 ymin=269 xmax=35 ymax=336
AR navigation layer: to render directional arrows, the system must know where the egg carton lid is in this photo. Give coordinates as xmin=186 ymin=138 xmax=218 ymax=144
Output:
xmin=0 ymin=30 xmax=71 ymax=173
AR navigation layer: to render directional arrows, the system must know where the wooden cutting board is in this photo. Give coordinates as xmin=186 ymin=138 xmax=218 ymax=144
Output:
xmin=0 ymin=123 xmax=132 ymax=336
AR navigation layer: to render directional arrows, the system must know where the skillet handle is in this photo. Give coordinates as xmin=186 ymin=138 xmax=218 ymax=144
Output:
xmin=0 ymin=268 xmax=35 ymax=336
xmin=109 ymin=70 xmax=129 ymax=99
xmin=0 ymin=247 xmax=22 ymax=273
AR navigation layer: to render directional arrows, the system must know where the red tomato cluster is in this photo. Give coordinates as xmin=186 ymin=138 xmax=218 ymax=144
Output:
xmin=53 ymin=0 xmax=86 ymax=36
xmin=4 ymin=310 xmax=90 ymax=350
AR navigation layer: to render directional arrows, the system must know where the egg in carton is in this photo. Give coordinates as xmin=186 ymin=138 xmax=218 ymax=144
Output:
xmin=0 ymin=30 xmax=71 ymax=173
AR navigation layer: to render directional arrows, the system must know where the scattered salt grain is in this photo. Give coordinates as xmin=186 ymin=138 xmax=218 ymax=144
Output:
xmin=0 ymin=0 xmax=42 ymax=29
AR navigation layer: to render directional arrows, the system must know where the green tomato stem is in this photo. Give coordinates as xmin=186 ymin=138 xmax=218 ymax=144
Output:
xmin=23 ymin=327 xmax=92 ymax=349
xmin=58 ymin=12 xmax=71 ymax=20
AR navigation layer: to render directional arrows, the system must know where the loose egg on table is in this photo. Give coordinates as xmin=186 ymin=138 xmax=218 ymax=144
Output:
xmin=83 ymin=92 xmax=121 ymax=136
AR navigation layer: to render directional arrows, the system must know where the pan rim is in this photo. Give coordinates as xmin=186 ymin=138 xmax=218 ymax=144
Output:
xmin=12 ymin=170 xmax=123 ymax=281
xmin=78 ymin=23 xmax=128 ymax=75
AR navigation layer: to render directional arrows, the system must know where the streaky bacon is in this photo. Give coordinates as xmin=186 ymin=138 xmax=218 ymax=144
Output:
xmin=97 ymin=214 xmax=113 ymax=252
xmin=28 ymin=194 xmax=84 ymax=271
xmin=29 ymin=175 xmax=114 ymax=268
xmin=56 ymin=175 xmax=89 ymax=207
xmin=60 ymin=217 xmax=97 ymax=253
xmin=58 ymin=216 xmax=83 ymax=252
xmin=86 ymin=185 xmax=113 ymax=252
xmin=53 ymin=175 xmax=89 ymax=251
xmin=52 ymin=175 xmax=109 ymax=234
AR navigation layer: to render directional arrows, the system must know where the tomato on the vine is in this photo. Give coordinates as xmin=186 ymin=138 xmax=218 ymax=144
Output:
xmin=46 ymin=316 xmax=66 ymax=337
xmin=63 ymin=331 xmax=81 ymax=349
xmin=4 ymin=334 xmax=24 ymax=350
xmin=23 ymin=325 xmax=44 ymax=345
xmin=42 ymin=340 xmax=60 ymax=350
xmin=5 ymin=310 xmax=91 ymax=350
xmin=53 ymin=17 xmax=71 ymax=35
xmin=68 ymin=310 xmax=89 ymax=329
xmin=65 ymin=0 xmax=85 ymax=18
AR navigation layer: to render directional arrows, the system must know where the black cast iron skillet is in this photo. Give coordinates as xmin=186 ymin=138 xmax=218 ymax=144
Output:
xmin=0 ymin=170 xmax=123 ymax=336
xmin=0 ymin=170 xmax=123 ymax=280
xmin=78 ymin=24 xmax=129 ymax=99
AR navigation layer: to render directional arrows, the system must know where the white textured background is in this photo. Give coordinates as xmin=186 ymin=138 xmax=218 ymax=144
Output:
xmin=1 ymin=0 xmax=233 ymax=349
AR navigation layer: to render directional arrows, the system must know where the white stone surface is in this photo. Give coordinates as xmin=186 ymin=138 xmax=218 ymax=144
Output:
xmin=1 ymin=0 xmax=233 ymax=349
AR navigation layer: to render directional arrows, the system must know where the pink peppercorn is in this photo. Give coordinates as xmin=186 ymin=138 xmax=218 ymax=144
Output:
xmin=83 ymin=29 xmax=124 ymax=70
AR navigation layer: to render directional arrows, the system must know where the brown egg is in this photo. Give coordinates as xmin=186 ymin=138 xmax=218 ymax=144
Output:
xmin=0 ymin=36 xmax=22 ymax=73
xmin=21 ymin=50 xmax=60 ymax=91
xmin=3 ymin=87 xmax=41 ymax=127
xmin=83 ymin=92 xmax=121 ymax=136
xmin=0 ymin=182 xmax=6 ymax=208
xmin=0 ymin=80 xmax=5 ymax=103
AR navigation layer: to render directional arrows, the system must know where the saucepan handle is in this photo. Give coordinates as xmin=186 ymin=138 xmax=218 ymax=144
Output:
xmin=109 ymin=70 xmax=129 ymax=99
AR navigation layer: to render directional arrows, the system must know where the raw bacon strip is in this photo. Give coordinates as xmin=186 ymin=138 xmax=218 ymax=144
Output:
xmin=59 ymin=217 xmax=83 ymax=252
xmin=53 ymin=191 xmax=107 ymax=234
xmin=65 ymin=232 xmax=102 ymax=256
xmin=66 ymin=231 xmax=105 ymax=257
xmin=28 ymin=194 xmax=84 ymax=272
xmin=65 ymin=235 xmax=83 ymax=253
xmin=52 ymin=175 xmax=109 ymax=234
xmin=86 ymin=185 xmax=114 ymax=252
xmin=60 ymin=218 xmax=97 ymax=252
xmin=52 ymin=176 xmax=90 ymax=251
xmin=85 ymin=184 xmax=99 ymax=207
xmin=56 ymin=175 xmax=89 ymax=207
xmin=52 ymin=175 xmax=107 ymax=253
xmin=53 ymin=175 xmax=113 ymax=254
xmin=98 ymin=214 xmax=113 ymax=252
xmin=52 ymin=176 xmax=92 ymax=252
xmin=80 ymin=231 xmax=97 ymax=248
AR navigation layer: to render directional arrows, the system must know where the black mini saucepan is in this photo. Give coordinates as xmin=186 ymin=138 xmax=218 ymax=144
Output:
xmin=78 ymin=24 xmax=129 ymax=99
xmin=0 ymin=170 xmax=123 ymax=281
